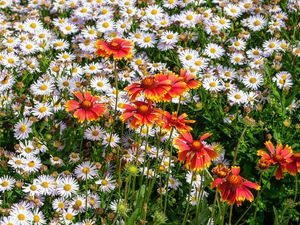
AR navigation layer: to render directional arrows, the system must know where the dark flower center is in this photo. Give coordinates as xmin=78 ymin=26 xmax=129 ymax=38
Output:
xmin=108 ymin=41 xmax=121 ymax=50
xmin=138 ymin=105 xmax=149 ymax=114
xmin=81 ymin=100 xmax=93 ymax=109
xmin=191 ymin=140 xmax=201 ymax=149
xmin=227 ymin=174 xmax=243 ymax=185
xmin=141 ymin=77 xmax=155 ymax=88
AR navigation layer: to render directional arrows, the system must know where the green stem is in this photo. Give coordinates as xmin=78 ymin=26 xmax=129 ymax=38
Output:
xmin=107 ymin=60 xmax=118 ymax=149
xmin=211 ymin=191 xmax=218 ymax=220
xmin=228 ymin=205 xmax=233 ymax=225
xmin=182 ymin=172 xmax=194 ymax=225
xmin=252 ymin=173 xmax=263 ymax=224
xmin=117 ymin=146 xmax=122 ymax=197
xmin=196 ymin=171 xmax=205 ymax=221
xmin=294 ymin=174 xmax=298 ymax=202
xmin=85 ymin=174 xmax=88 ymax=218
xmin=220 ymin=203 xmax=226 ymax=225
xmin=232 ymin=126 xmax=247 ymax=165
xmin=234 ymin=169 xmax=273 ymax=225
xmin=124 ymin=175 xmax=131 ymax=204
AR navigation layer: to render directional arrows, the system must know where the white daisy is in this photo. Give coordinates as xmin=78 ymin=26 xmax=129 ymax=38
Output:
xmin=74 ymin=161 xmax=98 ymax=180
xmin=102 ymin=133 xmax=120 ymax=148
xmin=246 ymin=15 xmax=267 ymax=31
xmin=0 ymin=176 xmax=16 ymax=192
xmin=14 ymin=118 xmax=33 ymax=140
xmin=272 ymin=71 xmax=293 ymax=89
xmin=95 ymin=174 xmax=116 ymax=192
xmin=57 ymin=176 xmax=79 ymax=198
xmin=84 ymin=125 xmax=104 ymax=141
xmin=227 ymin=89 xmax=247 ymax=105
xmin=30 ymin=79 xmax=55 ymax=96
xmin=202 ymin=77 xmax=224 ymax=93
xmin=204 ymin=43 xmax=224 ymax=59
xmin=31 ymin=101 xmax=53 ymax=119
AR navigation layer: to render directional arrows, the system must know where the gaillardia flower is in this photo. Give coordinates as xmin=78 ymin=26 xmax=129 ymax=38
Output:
xmin=156 ymin=110 xmax=195 ymax=132
xmin=285 ymin=152 xmax=300 ymax=176
xmin=159 ymin=72 xmax=188 ymax=101
xmin=119 ymin=100 xmax=158 ymax=129
xmin=65 ymin=91 xmax=106 ymax=123
xmin=95 ymin=38 xmax=133 ymax=60
xmin=124 ymin=75 xmax=172 ymax=102
xmin=179 ymin=69 xmax=201 ymax=89
xmin=257 ymin=141 xmax=294 ymax=179
xmin=211 ymin=166 xmax=260 ymax=206
xmin=173 ymin=132 xmax=219 ymax=171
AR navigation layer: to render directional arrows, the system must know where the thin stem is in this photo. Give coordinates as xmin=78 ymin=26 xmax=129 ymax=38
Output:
xmin=234 ymin=169 xmax=274 ymax=225
xmin=220 ymin=202 xmax=226 ymax=225
xmin=228 ymin=205 xmax=233 ymax=225
xmin=117 ymin=146 xmax=122 ymax=197
xmin=252 ymin=173 xmax=263 ymax=224
xmin=196 ymin=171 xmax=205 ymax=221
xmin=294 ymin=174 xmax=298 ymax=202
xmin=107 ymin=60 xmax=118 ymax=149
xmin=211 ymin=191 xmax=218 ymax=220
xmin=182 ymin=172 xmax=194 ymax=225
xmin=232 ymin=126 xmax=247 ymax=165
xmin=113 ymin=60 xmax=118 ymax=121
xmin=234 ymin=204 xmax=253 ymax=225
xmin=124 ymin=175 xmax=131 ymax=204
xmin=85 ymin=174 xmax=88 ymax=218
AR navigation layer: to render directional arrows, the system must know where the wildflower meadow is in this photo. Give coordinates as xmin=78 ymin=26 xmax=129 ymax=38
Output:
xmin=0 ymin=0 xmax=300 ymax=225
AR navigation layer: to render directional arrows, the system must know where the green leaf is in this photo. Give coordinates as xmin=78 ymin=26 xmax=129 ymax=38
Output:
xmin=191 ymin=207 xmax=211 ymax=225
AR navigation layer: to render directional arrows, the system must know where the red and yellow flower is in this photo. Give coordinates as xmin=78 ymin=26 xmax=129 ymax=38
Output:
xmin=124 ymin=75 xmax=172 ymax=102
xmin=211 ymin=166 xmax=260 ymax=206
xmin=65 ymin=91 xmax=106 ymax=123
xmin=159 ymin=72 xmax=188 ymax=101
xmin=257 ymin=141 xmax=294 ymax=179
xmin=95 ymin=38 xmax=133 ymax=60
xmin=173 ymin=131 xmax=219 ymax=171
xmin=119 ymin=100 xmax=158 ymax=129
xmin=179 ymin=69 xmax=201 ymax=89
xmin=156 ymin=110 xmax=195 ymax=132
xmin=285 ymin=152 xmax=300 ymax=176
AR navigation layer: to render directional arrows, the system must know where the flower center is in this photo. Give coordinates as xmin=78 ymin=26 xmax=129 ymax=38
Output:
xmin=101 ymin=179 xmax=108 ymax=185
xmin=141 ymin=77 xmax=155 ymax=88
xmin=19 ymin=124 xmax=28 ymax=133
xmin=81 ymin=100 xmax=92 ymax=109
xmin=192 ymin=140 xmax=201 ymax=149
xmin=234 ymin=94 xmax=241 ymax=99
xmin=92 ymin=130 xmax=99 ymax=136
xmin=39 ymin=106 xmax=47 ymax=113
xmin=254 ymin=20 xmax=261 ymax=26
xmin=209 ymin=82 xmax=216 ymax=87
xmin=28 ymin=161 xmax=35 ymax=167
xmin=58 ymin=202 xmax=65 ymax=208
xmin=227 ymin=174 xmax=243 ymax=185
xmin=66 ymin=213 xmax=73 ymax=220
xmin=138 ymin=105 xmax=149 ymax=114
xmin=82 ymin=167 xmax=90 ymax=174
xmin=75 ymin=200 xmax=82 ymax=206
xmin=108 ymin=41 xmax=121 ymax=50
xmin=1 ymin=181 xmax=8 ymax=187
xmin=41 ymin=181 xmax=48 ymax=188
xmin=249 ymin=78 xmax=257 ymax=83
xmin=64 ymin=184 xmax=72 ymax=191
xmin=18 ymin=214 xmax=26 ymax=221
xmin=30 ymin=185 xmax=37 ymax=191
xmin=210 ymin=48 xmax=216 ymax=54
xmin=33 ymin=215 xmax=40 ymax=222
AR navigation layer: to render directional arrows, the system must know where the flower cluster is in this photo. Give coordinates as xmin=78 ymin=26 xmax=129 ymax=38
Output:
xmin=0 ymin=0 xmax=299 ymax=224
xmin=257 ymin=141 xmax=300 ymax=179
